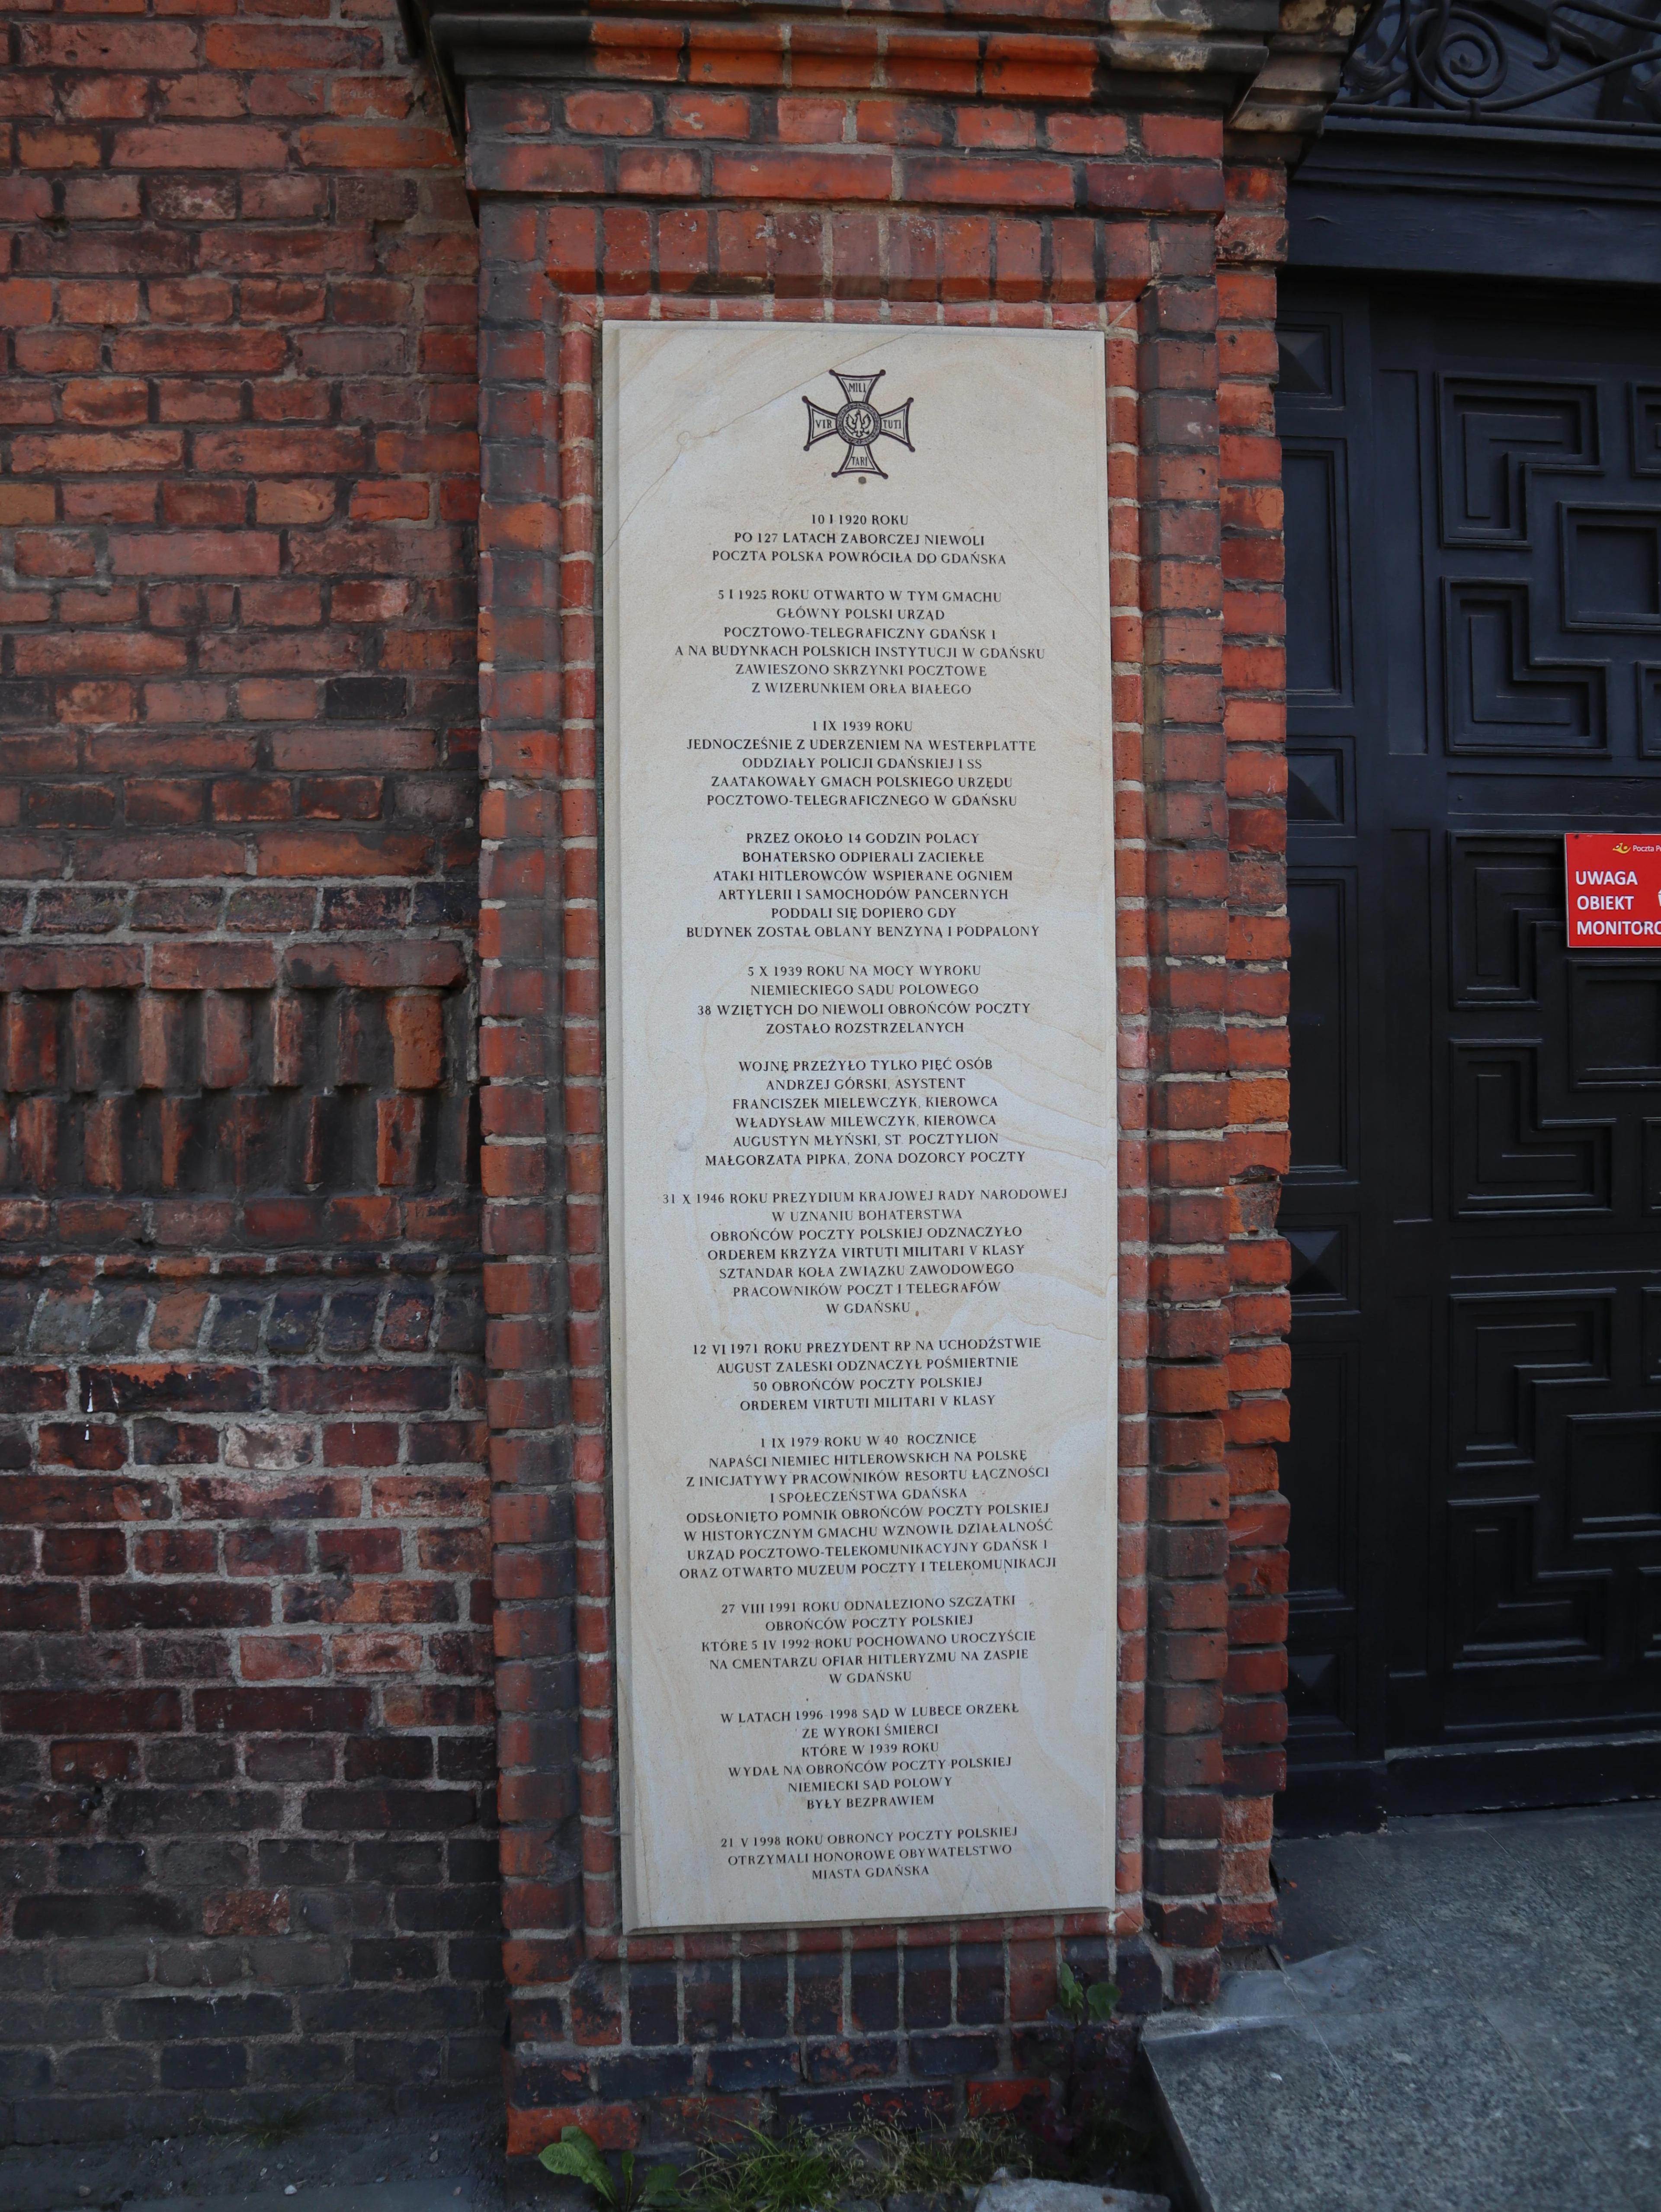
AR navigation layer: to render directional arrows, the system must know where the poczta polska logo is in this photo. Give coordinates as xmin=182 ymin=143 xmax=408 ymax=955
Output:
xmin=802 ymin=368 xmax=915 ymax=480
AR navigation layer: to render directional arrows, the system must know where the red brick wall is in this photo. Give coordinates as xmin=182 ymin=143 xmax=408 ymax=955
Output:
xmin=0 ymin=0 xmax=495 ymax=2136
xmin=0 ymin=0 xmax=1295 ymax=2148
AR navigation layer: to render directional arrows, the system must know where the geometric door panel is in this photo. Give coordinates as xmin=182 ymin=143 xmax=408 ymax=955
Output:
xmin=1436 ymin=377 xmax=1598 ymax=547
xmin=1562 ymin=506 xmax=1661 ymax=631
xmin=1283 ymin=279 xmax=1661 ymax=1808
xmin=1447 ymin=1495 xmax=1603 ymax=1669
xmin=1444 ymin=580 xmax=1606 ymax=753
xmin=1450 ymin=1046 xmax=1610 ymax=1214
xmin=1632 ymin=387 xmax=1661 ymax=477
xmin=1450 ymin=1292 xmax=1610 ymax=1466
xmin=1570 ymin=967 xmax=1661 ymax=1085
xmin=1448 ymin=836 xmax=1562 ymax=1005
xmin=1443 ymin=1268 xmax=1661 ymax=1705
xmin=1566 ymin=1414 xmax=1661 ymax=1539
xmin=1446 ymin=1284 xmax=1655 ymax=1684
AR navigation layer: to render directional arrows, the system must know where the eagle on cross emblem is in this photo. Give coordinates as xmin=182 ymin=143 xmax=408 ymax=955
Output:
xmin=802 ymin=368 xmax=915 ymax=480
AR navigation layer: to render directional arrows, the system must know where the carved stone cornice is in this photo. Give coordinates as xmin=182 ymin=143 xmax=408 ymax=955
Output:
xmin=1227 ymin=0 xmax=1364 ymax=161
xmin=398 ymin=0 xmax=1353 ymax=159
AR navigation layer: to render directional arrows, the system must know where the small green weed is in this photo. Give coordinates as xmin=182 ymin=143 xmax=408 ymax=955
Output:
xmin=244 ymin=2104 xmax=314 ymax=2151
xmin=540 ymin=2125 xmax=686 ymax=2212
xmin=1054 ymin=1961 xmax=1118 ymax=2026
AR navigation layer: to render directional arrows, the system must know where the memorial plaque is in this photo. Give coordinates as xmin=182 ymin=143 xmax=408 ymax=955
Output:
xmin=603 ymin=324 xmax=1117 ymax=1930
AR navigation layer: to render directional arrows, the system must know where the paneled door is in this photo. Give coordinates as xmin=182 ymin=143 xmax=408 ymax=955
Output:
xmin=1278 ymin=279 xmax=1661 ymax=1825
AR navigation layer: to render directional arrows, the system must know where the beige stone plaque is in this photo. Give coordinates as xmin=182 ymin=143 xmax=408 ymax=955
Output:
xmin=603 ymin=323 xmax=1116 ymax=1931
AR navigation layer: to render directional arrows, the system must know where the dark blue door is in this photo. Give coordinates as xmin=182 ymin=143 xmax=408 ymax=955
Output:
xmin=1279 ymin=279 xmax=1661 ymax=1824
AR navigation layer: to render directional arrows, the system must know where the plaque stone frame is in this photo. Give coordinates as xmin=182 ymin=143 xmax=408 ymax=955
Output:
xmin=602 ymin=321 xmax=1119 ymax=1933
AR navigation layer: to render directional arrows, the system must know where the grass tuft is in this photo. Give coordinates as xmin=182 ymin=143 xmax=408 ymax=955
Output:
xmin=689 ymin=2124 xmax=863 ymax=2212
xmin=851 ymin=2117 xmax=1032 ymax=2197
xmin=243 ymin=2103 xmax=314 ymax=2151
xmin=687 ymin=2116 xmax=1033 ymax=2212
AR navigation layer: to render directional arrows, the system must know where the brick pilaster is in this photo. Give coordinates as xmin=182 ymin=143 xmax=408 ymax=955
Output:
xmin=464 ymin=52 xmax=1201 ymax=2124
xmin=1137 ymin=144 xmax=1232 ymax=2008
xmin=478 ymin=204 xmax=585 ymax=2000
xmin=1216 ymin=157 xmax=1291 ymax=1943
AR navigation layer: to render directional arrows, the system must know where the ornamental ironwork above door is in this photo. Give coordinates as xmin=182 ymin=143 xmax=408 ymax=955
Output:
xmin=1338 ymin=0 xmax=1661 ymax=134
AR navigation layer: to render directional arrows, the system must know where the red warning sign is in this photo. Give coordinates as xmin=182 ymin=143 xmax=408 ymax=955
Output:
xmin=1565 ymin=833 xmax=1661 ymax=947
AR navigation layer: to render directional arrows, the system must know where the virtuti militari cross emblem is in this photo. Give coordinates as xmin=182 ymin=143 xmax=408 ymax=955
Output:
xmin=802 ymin=369 xmax=915 ymax=479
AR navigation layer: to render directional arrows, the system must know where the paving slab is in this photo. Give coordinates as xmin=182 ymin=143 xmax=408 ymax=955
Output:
xmin=124 ymin=2190 xmax=473 ymax=2212
xmin=975 ymin=2183 xmax=1169 ymax=2212
xmin=1145 ymin=1801 xmax=1661 ymax=2212
xmin=0 ymin=2091 xmax=564 ymax=2212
